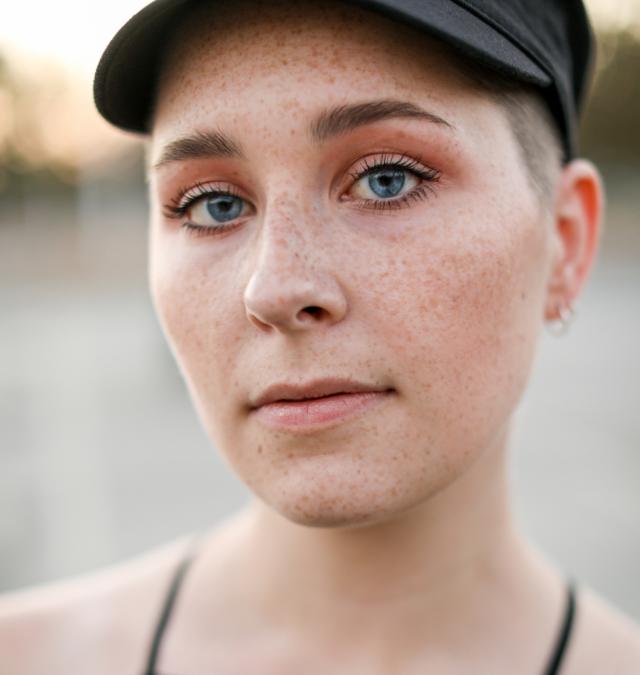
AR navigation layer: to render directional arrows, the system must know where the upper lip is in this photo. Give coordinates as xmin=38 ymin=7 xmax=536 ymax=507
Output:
xmin=249 ymin=378 xmax=392 ymax=409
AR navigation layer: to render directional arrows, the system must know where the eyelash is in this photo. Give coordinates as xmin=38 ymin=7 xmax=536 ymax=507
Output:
xmin=346 ymin=153 xmax=441 ymax=211
xmin=162 ymin=155 xmax=441 ymax=236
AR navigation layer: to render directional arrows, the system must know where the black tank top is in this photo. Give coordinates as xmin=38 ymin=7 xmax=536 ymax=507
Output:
xmin=142 ymin=548 xmax=577 ymax=675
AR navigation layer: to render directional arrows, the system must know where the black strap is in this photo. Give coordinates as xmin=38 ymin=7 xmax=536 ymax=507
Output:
xmin=142 ymin=541 xmax=200 ymax=675
xmin=542 ymin=581 xmax=577 ymax=675
xmin=143 ymin=554 xmax=576 ymax=675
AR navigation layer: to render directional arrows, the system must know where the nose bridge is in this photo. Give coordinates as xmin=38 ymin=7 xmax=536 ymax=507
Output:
xmin=261 ymin=194 xmax=317 ymax=275
xmin=243 ymin=193 xmax=347 ymax=332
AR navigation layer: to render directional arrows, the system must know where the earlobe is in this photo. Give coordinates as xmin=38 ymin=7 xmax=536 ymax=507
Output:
xmin=544 ymin=159 xmax=604 ymax=323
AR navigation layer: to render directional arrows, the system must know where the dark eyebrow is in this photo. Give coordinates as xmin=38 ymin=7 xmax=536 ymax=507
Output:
xmin=309 ymin=99 xmax=454 ymax=142
xmin=152 ymin=100 xmax=452 ymax=169
xmin=152 ymin=129 xmax=244 ymax=169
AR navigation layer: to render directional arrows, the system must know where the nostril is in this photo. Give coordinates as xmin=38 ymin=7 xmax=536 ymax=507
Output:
xmin=300 ymin=306 xmax=324 ymax=319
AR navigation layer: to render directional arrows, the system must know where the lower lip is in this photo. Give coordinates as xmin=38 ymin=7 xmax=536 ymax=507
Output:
xmin=252 ymin=391 xmax=392 ymax=430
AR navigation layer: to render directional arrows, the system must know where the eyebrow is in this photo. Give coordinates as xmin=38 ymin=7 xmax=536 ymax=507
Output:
xmin=309 ymin=99 xmax=454 ymax=142
xmin=152 ymin=129 xmax=244 ymax=169
xmin=152 ymin=99 xmax=453 ymax=169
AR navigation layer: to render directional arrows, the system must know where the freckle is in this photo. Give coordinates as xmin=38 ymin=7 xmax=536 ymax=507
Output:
xmin=257 ymin=445 xmax=263 ymax=454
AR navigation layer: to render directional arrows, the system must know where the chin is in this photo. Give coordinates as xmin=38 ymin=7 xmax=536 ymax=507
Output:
xmin=276 ymin=501 xmax=405 ymax=530
xmin=283 ymin=508 xmax=374 ymax=529
xmin=211 ymin=403 xmax=506 ymax=530
xmin=251 ymin=461 xmax=437 ymax=530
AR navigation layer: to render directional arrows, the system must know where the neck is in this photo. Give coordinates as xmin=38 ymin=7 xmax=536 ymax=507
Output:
xmin=247 ymin=427 xmax=537 ymax=610
xmin=202 ymin=428 xmax=562 ymax=666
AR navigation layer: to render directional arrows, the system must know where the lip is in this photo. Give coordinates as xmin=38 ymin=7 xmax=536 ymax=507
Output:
xmin=250 ymin=378 xmax=391 ymax=409
xmin=249 ymin=379 xmax=394 ymax=430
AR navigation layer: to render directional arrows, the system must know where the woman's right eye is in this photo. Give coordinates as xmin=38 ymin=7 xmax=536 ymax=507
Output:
xmin=163 ymin=183 xmax=252 ymax=234
xmin=190 ymin=193 xmax=247 ymax=225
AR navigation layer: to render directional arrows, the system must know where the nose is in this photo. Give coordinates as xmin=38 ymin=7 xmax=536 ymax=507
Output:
xmin=243 ymin=207 xmax=348 ymax=333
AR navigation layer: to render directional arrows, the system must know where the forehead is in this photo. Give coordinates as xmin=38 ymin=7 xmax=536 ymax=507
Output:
xmin=159 ymin=0 xmax=446 ymax=75
xmin=152 ymin=0 xmax=488 ymax=130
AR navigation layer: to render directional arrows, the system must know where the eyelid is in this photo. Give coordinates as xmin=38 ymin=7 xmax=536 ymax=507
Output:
xmin=339 ymin=152 xmax=441 ymax=199
xmin=160 ymin=152 xmax=441 ymax=226
xmin=338 ymin=152 xmax=442 ymax=214
xmin=177 ymin=180 xmax=243 ymax=208
xmin=162 ymin=180 xmax=254 ymax=222
xmin=348 ymin=152 xmax=438 ymax=180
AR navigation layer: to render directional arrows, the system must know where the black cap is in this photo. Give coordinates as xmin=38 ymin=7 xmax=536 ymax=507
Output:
xmin=93 ymin=0 xmax=595 ymax=159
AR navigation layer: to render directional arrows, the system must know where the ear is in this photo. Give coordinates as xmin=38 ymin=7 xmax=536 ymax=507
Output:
xmin=544 ymin=159 xmax=604 ymax=321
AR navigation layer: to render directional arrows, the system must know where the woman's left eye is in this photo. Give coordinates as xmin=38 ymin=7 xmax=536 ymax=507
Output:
xmin=351 ymin=167 xmax=419 ymax=200
xmin=345 ymin=155 xmax=441 ymax=208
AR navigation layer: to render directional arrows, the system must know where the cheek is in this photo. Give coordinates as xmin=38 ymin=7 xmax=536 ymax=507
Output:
xmin=149 ymin=231 xmax=243 ymax=437
xmin=146 ymin=200 xmax=551 ymax=528
xmin=378 ymin=207 xmax=550 ymax=453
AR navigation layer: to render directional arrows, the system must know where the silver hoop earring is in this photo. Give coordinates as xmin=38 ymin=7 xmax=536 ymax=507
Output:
xmin=546 ymin=303 xmax=576 ymax=337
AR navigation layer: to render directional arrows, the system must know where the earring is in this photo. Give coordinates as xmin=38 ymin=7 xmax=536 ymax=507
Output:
xmin=546 ymin=302 xmax=576 ymax=337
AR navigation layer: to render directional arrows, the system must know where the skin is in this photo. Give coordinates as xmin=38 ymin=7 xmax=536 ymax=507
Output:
xmin=150 ymin=1 xmax=562 ymax=530
xmin=1 ymin=2 xmax=638 ymax=674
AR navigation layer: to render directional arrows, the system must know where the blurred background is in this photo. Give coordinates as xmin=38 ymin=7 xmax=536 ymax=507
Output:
xmin=1 ymin=0 xmax=639 ymax=618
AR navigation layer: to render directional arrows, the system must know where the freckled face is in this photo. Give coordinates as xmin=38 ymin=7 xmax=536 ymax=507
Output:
xmin=149 ymin=1 xmax=554 ymax=527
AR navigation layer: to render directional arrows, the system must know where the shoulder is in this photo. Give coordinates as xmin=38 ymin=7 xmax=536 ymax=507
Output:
xmin=567 ymin=585 xmax=640 ymax=675
xmin=0 ymin=537 xmax=192 ymax=675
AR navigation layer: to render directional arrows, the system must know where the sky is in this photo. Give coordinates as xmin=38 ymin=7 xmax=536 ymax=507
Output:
xmin=1 ymin=0 xmax=640 ymax=76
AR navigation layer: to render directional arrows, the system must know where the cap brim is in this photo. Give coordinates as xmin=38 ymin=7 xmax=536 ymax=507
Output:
xmin=94 ymin=0 xmax=552 ymax=134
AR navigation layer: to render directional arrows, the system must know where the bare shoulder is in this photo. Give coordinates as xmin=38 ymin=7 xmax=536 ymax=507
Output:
xmin=0 ymin=536 xmax=192 ymax=675
xmin=566 ymin=585 xmax=640 ymax=675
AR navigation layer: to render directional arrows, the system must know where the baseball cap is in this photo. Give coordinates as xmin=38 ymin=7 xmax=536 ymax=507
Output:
xmin=93 ymin=0 xmax=595 ymax=160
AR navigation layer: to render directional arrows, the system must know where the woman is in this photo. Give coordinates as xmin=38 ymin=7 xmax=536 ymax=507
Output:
xmin=1 ymin=0 xmax=639 ymax=673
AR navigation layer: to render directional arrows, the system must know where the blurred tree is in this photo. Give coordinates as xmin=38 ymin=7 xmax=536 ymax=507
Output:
xmin=580 ymin=30 xmax=640 ymax=164
xmin=1 ymin=27 xmax=638 ymax=214
xmin=0 ymin=49 xmax=78 ymax=198
xmin=0 ymin=48 xmax=142 ymax=222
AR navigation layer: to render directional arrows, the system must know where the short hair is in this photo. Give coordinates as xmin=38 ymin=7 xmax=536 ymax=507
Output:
xmin=452 ymin=52 xmax=564 ymax=203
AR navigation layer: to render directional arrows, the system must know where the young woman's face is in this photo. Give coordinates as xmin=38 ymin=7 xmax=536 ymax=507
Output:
xmin=149 ymin=1 xmax=556 ymax=527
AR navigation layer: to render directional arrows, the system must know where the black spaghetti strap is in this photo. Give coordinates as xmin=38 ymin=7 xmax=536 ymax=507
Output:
xmin=143 ymin=553 xmax=576 ymax=675
xmin=142 ymin=541 xmax=201 ymax=675
xmin=542 ymin=581 xmax=577 ymax=675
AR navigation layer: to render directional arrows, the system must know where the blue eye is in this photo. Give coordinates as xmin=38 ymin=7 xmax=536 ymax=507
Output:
xmin=202 ymin=194 xmax=244 ymax=223
xmin=367 ymin=169 xmax=406 ymax=198
xmin=162 ymin=183 xmax=251 ymax=233
xmin=350 ymin=161 xmax=423 ymax=203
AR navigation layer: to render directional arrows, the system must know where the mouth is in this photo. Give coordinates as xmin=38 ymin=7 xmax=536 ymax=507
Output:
xmin=249 ymin=379 xmax=394 ymax=430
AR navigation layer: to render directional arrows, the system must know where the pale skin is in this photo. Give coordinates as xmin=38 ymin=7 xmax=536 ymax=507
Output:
xmin=1 ymin=2 xmax=639 ymax=674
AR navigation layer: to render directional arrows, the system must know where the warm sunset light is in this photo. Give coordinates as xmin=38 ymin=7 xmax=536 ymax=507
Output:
xmin=1 ymin=0 xmax=639 ymax=76
xmin=0 ymin=1 xmax=149 ymax=76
